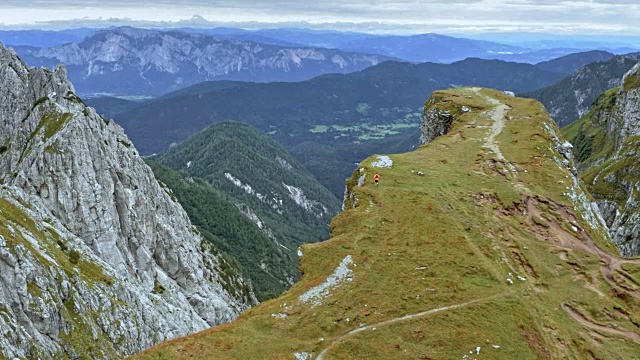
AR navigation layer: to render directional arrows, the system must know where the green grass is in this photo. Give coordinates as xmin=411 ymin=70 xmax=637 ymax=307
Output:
xmin=38 ymin=111 xmax=73 ymax=142
xmin=17 ymin=109 xmax=73 ymax=165
xmin=623 ymin=70 xmax=640 ymax=92
xmin=118 ymin=139 xmax=132 ymax=148
xmin=133 ymin=88 xmax=636 ymax=360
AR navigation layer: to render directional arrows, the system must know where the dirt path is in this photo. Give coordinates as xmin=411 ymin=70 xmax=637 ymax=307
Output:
xmin=315 ymin=294 xmax=501 ymax=360
xmin=524 ymin=197 xmax=640 ymax=340
xmin=483 ymin=97 xmax=513 ymax=169
xmin=563 ymin=305 xmax=640 ymax=342
xmin=470 ymin=89 xmax=512 ymax=165
xmin=317 ymin=91 xmax=640 ymax=359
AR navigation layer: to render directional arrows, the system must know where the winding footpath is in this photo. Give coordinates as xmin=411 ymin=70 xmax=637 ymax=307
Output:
xmin=481 ymin=93 xmax=513 ymax=169
xmin=316 ymin=295 xmax=502 ymax=360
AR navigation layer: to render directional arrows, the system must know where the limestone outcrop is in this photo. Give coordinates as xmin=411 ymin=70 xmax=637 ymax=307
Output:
xmin=0 ymin=41 xmax=254 ymax=359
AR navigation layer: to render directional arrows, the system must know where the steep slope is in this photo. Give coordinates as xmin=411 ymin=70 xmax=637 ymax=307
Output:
xmin=14 ymin=26 xmax=390 ymax=97
xmin=522 ymin=53 xmax=640 ymax=127
xmin=133 ymin=88 xmax=640 ymax=360
xmin=0 ymin=41 xmax=254 ymax=359
xmin=107 ymin=58 xmax=563 ymax=196
xmin=145 ymin=160 xmax=300 ymax=301
xmin=154 ymin=122 xmax=341 ymax=252
xmin=534 ymin=50 xmax=615 ymax=75
xmin=562 ymin=63 xmax=640 ymax=257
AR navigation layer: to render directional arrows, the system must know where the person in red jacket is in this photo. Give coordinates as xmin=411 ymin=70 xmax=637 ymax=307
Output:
xmin=374 ymin=173 xmax=380 ymax=186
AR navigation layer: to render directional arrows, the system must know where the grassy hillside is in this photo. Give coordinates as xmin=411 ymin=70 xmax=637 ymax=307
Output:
xmin=133 ymin=89 xmax=639 ymax=359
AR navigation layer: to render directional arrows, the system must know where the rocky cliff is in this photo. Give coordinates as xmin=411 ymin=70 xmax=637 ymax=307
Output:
xmin=14 ymin=27 xmax=389 ymax=96
xmin=419 ymin=92 xmax=461 ymax=145
xmin=563 ymin=62 xmax=640 ymax=256
xmin=523 ymin=53 xmax=640 ymax=127
xmin=0 ymin=41 xmax=254 ymax=359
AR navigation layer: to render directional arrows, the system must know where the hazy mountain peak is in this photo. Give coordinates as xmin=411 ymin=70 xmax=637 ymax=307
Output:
xmin=11 ymin=27 xmax=390 ymax=97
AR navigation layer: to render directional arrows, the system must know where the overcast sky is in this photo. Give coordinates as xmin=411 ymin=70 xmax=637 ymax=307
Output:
xmin=1 ymin=0 xmax=640 ymax=35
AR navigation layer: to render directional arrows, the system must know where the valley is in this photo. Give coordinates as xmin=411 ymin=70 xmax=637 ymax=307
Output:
xmin=93 ymin=57 xmax=566 ymax=196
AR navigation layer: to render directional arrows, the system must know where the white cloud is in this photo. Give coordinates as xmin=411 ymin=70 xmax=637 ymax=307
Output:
xmin=1 ymin=0 xmax=640 ymax=35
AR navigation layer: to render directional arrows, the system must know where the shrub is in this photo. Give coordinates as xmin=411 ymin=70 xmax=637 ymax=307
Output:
xmin=69 ymin=250 xmax=81 ymax=264
xmin=57 ymin=240 xmax=68 ymax=251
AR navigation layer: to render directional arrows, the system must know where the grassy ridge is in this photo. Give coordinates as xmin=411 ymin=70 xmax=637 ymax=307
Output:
xmin=133 ymin=89 xmax=639 ymax=359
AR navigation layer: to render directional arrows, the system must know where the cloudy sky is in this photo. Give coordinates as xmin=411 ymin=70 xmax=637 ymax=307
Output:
xmin=1 ymin=0 xmax=640 ymax=35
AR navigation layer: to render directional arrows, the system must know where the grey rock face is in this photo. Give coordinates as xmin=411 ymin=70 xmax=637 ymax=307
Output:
xmin=598 ymin=64 xmax=640 ymax=256
xmin=420 ymin=98 xmax=455 ymax=145
xmin=522 ymin=54 xmax=640 ymax=127
xmin=16 ymin=27 xmax=389 ymax=96
xmin=573 ymin=62 xmax=640 ymax=257
xmin=0 ymin=41 xmax=255 ymax=358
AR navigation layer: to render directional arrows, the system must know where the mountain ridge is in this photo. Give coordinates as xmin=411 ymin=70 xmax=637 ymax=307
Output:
xmin=534 ymin=50 xmax=615 ymax=74
xmin=149 ymin=121 xmax=341 ymax=300
xmin=132 ymin=88 xmax=640 ymax=360
xmin=12 ymin=26 xmax=392 ymax=97
xmin=523 ymin=53 xmax=640 ymax=126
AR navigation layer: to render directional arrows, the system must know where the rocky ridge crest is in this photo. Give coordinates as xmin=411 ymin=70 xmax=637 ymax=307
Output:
xmin=0 ymin=41 xmax=254 ymax=359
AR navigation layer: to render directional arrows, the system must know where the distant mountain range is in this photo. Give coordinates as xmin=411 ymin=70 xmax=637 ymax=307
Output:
xmin=5 ymin=27 xmax=634 ymax=99
xmin=89 ymin=57 xmax=565 ymax=196
xmin=0 ymin=28 xmax=95 ymax=47
xmin=10 ymin=27 xmax=391 ymax=97
xmin=183 ymin=28 xmax=637 ymax=64
xmin=534 ymin=50 xmax=615 ymax=75
xmin=522 ymin=53 xmax=640 ymax=126
xmin=292 ymin=32 xmax=524 ymax=63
